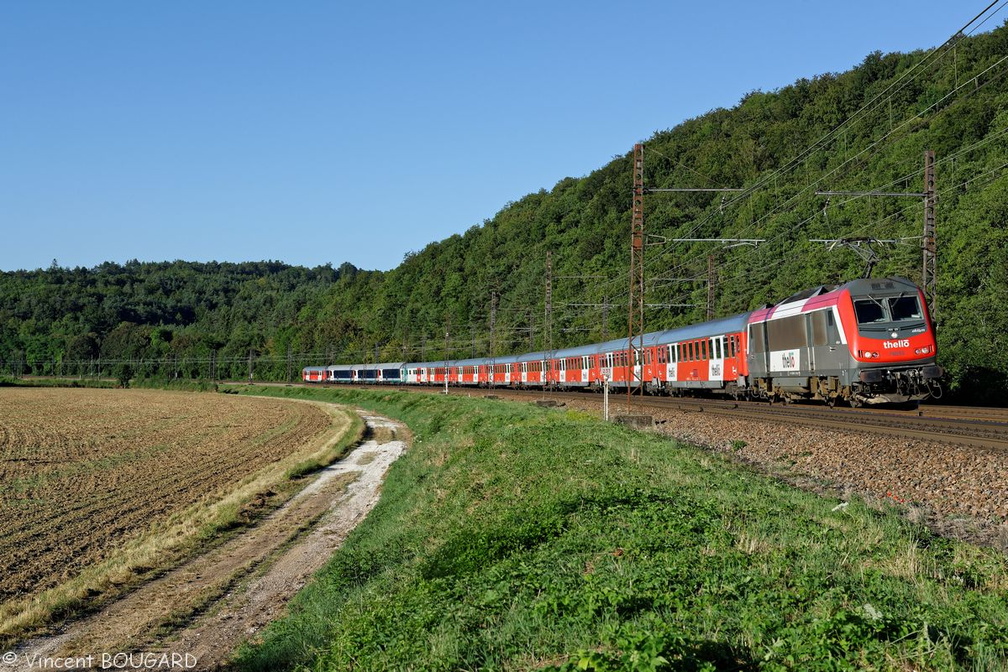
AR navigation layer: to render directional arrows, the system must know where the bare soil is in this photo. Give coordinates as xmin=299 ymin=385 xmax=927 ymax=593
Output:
xmin=0 ymin=388 xmax=332 ymax=607
xmin=2 ymin=412 xmax=406 ymax=671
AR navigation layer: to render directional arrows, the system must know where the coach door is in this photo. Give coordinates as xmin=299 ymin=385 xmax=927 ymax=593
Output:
xmin=708 ymin=336 xmax=725 ymax=384
xmin=666 ymin=344 xmax=677 ymax=383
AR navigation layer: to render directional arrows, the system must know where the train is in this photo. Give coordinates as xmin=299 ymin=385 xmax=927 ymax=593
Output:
xmin=303 ymin=277 xmax=944 ymax=406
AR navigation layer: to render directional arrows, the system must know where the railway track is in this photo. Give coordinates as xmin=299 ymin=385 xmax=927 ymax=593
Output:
xmin=424 ymin=387 xmax=1008 ymax=454
xmin=647 ymin=398 xmax=1008 ymax=453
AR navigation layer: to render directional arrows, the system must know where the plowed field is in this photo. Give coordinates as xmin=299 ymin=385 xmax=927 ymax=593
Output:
xmin=0 ymin=388 xmax=332 ymax=608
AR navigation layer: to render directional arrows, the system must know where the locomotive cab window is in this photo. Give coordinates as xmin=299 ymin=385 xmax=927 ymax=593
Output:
xmin=854 ymin=299 xmax=886 ymax=324
xmin=889 ymin=296 xmax=922 ymax=321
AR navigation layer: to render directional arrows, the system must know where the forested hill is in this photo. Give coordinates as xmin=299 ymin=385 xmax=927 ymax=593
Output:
xmin=0 ymin=260 xmax=370 ymax=381
xmin=3 ymin=24 xmax=1008 ymax=403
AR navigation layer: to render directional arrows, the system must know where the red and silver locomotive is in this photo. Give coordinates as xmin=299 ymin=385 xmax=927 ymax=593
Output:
xmin=744 ymin=277 xmax=942 ymax=405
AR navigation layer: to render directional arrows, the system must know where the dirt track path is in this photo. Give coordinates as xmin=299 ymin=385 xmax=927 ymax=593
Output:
xmin=2 ymin=413 xmax=406 ymax=671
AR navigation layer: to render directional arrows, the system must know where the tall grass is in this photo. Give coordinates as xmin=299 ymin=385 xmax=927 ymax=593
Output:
xmin=232 ymin=386 xmax=1008 ymax=671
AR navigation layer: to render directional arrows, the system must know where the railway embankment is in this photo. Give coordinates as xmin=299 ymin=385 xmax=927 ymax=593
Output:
xmin=549 ymin=393 xmax=1008 ymax=551
xmin=228 ymin=386 xmax=1008 ymax=672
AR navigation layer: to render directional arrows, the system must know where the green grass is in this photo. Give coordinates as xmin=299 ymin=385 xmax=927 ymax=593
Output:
xmin=227 ymin=386 xmax=1008 ymax=671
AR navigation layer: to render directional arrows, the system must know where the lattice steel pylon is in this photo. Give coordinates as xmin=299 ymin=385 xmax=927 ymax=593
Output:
xmin=922 ymin=150 xmax=937 ymax=320
xmin=706 ymin=254 xmax=717 ymax=321
xmin=628 ymin=143 xmax=645 ymax=406
xmin=545 ymin=249 xmax=553 ymax=356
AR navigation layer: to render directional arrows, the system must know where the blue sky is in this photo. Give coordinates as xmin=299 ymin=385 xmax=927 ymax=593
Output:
xmin=1 ymin=1 xmax=999 ymax=272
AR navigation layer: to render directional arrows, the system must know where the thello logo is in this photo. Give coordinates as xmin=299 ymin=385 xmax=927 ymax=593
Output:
xmin=883 ymin=339 xmax=910 ymax=349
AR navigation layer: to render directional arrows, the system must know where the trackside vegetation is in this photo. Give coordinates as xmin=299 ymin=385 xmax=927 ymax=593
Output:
xmin=229 ymin=386 xmax=1008 ymax=671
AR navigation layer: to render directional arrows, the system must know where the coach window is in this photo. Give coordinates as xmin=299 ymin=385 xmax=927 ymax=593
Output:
xmin=701 ymin=340 xmax=708 ymax=360
xmin=716 ymin=338 xmax=722 ymax=359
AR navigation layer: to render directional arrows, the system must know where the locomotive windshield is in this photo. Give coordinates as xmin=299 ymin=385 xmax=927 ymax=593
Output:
xmin=888 ymin=296 xmax=922 ymax=321
xmin=853 ymin=294 xmax=924 ymax=327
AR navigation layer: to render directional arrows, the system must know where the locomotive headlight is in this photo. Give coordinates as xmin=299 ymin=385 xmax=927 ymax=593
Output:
xmin=869 ymin=351 xmax=879 ymax=358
